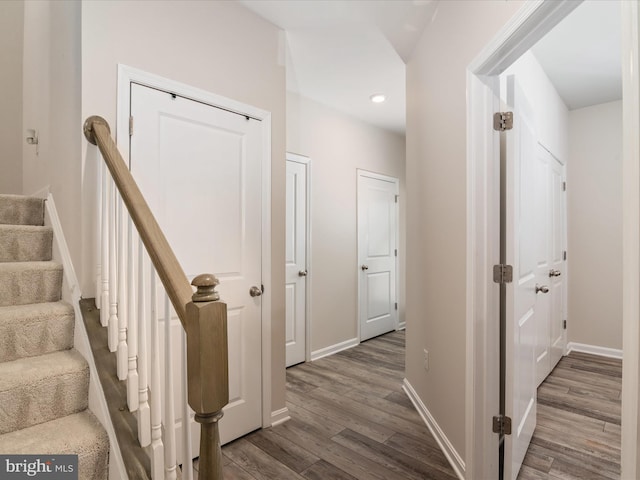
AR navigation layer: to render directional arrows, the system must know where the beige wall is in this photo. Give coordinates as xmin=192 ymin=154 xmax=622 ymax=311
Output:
xmin=22 ymin=0 xmax=82 ymax=269
xmin=287 ymin=92 xmax=406 ymax=353
xmin=81 ymin=0 xmax=287 ymax=415
xmin=568 ymin=100 xmax=622 ymax=350
xmin=0 ymin=0 xmax=24 ymax=194
xmin=405 ymin=0 xmax=525 ymax=462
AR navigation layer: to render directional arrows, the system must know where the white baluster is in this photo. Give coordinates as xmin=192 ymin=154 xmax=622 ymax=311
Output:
xmin=181 ymin=328 xmax=194 ymax=480
xmin=150 ymin=269 xmax=165 ymax=479
xmin=95 ymin=159 xmax=102 ymax=312
xmin=100 ymin=162 xmax=109 ymax=327
xmin=164 ymin=294 xmax=178 ymax=480
xmin=127 ymin=220 xmax=139 ymax=412
xmin=138 ymin=244 xmax=151 ymax=446
xmin=108 ymin=177 xmax=118 ymax=352
xmin=117 ymin=194 xmax=128 ymax=381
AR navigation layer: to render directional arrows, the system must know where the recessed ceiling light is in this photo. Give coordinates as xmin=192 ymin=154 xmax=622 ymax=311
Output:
xmin=370 ymin=94 xmax=386 ymax=103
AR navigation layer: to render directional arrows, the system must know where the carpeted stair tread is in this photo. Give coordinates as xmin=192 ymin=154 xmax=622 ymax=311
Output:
xmin=0 ymin=224 xmax=53 ymax=262
xmin=0 ymin=410 xmax=109 ymax=480
xmin=0 ymin=194 xmax=44 ymax=226
xmin=0 ymin=302 xmax=74 ymax=363
xmin=0 ymin=349 xmax=89 ymax=434
xmin=0 ymin=261 xmax=62 ymax=306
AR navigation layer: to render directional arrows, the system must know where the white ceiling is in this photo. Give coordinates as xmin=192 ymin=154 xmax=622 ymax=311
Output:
xmin=531 ymin=0 xmax=622 ymax=111
xmin=239 ymin=0 xmax=622 ymax=135
xmin=239 ymin=0 xmax=439 ymax=134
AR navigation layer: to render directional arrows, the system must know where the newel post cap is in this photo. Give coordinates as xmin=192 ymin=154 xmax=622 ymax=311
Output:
xmin=191 ymin=273 xmax=220 ymax=302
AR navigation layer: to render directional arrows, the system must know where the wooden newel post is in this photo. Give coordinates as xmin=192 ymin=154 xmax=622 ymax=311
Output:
xmin=186 ymin=274 xmax=228 ymax=480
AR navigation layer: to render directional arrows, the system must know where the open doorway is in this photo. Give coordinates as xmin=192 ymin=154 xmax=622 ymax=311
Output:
xmin=466 ymin=1 xmax=637 ymax=478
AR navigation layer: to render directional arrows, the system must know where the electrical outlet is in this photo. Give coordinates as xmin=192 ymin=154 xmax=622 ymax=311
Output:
xmin=423 ymin=348 xmax=429 ymax=371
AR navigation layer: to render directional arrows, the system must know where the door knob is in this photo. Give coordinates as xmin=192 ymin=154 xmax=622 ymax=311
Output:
xmin=549 ymin=269 xmax=561 ymax=277
xmin=249 ymin=286 xmax=262 ymax=297
xmin=361 ymin=265 xmax=369 ymax=271
xmin=535 ymin=284 xmax=549 ymax=294
xmin=298 ymin=270 xmax=308 ymax=277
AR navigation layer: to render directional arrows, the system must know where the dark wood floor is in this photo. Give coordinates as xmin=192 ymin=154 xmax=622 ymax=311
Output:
xmin=204 ymin=330 xmax=458 ymax=480
xmin=517 ymin=352 xmax=622 ymax=480
xmin=190 ymin=334 xmax=621 ymax=480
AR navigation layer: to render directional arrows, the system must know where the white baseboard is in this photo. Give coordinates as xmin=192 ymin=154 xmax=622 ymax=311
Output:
xmin=397 ymin=322 xmax=406 ymax=331
xmin=566 ymin=342 xmax=623 ymax=360
xmin=310 ymin=337 xmax=359 ymax=361
xmin=45 ymin=194 xmax=127 ymax=480
xmin=403 ymin=379 xmax=465 ymax=480
xmin=270 ymin=407 xmax=291 ymax=427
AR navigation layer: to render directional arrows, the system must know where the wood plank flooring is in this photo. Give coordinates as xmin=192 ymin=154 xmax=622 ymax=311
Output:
xmin=517 ymin=352 xmax=622 ymax=480
xmin=198 ymin=331 xmax=458 ymax=480
xmin=190 ymin=334 xmax=621 ymax=480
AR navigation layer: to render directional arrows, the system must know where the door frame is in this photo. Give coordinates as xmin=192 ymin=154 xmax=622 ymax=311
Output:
xmin=465 ymin=1 xmax=640 ymax=478
xmin=115 ymin=64 xmax=274 ymax=428
xmin=356 ymin=169 xmax=400 ymax=341
xmin=285 ymin=152 xmax=312 ymax=363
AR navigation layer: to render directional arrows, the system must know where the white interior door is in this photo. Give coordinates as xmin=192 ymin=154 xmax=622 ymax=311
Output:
xmin=358 ymin=171 xmax=398 ymax=342
xmin=548 ymin=154 xmax=566 ymax=370
xmin=129 ymin=83 xmax=263 ymax=452
xmin=504 ymin=75 xmax=543 ymax=480
xmin=285 ymin=156 xmax=308 ymax=367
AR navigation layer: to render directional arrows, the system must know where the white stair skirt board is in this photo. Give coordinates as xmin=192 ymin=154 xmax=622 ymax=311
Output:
xmin=310 ymin=337 xmax=359 ymax=361
xmin=44 ymin=194 xmax=127 ymax=480
xmin=566 ymin=342 xmax=623 ymax=360
xmin=402 ymin=379 xmax=465 ymax=480
xmin=270 ymin=407 xmax=291 ymax=427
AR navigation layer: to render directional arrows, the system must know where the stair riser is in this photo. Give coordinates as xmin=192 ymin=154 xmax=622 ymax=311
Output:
xmin=0 ymin=227 xmax=53 ymax=262
xmin=0 ymin=367 xmax=89 ymax=434
xmin=0 ymin=313 xmax=74 ymax=363
xmin=0 ymin=195 xmax=44 ymax=226
xmin=0 ymin=267 xmax=62 ymax=307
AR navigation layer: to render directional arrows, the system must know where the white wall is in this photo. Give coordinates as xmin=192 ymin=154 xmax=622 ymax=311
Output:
xmin=503 ymin=51 xmax=569 ymax=161
xmin=81 ymin=0 xmax=288 ymax=415
xmin=405 ymin=0 xmax=525 ymax=463
xmin=22 ymin=0 xmax=82 ymax=270
xmin=568 ymin=100 xmax=622 ymax=350
xmin=287 ymin=92 xmax=406 ymax=354
xmin=0 ymin=0 xmax=24 ymax=195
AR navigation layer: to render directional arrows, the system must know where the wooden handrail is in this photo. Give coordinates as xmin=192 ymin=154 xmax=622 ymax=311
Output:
xmin=84 ymin=115 xmax=228 ymax=480
xmin=83 ymin=116 xmax=192 ymax=325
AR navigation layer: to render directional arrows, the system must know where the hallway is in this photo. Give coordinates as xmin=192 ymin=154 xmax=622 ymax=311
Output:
xmin=215 ymin=330 xmax=457 ymax=480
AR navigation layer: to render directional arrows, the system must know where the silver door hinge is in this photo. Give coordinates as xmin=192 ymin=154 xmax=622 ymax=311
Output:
xmin=493 ymin=112 xmax=513 ymax=131
xmin=261 ymin=284 xmax=264 ymax=293
xmin=563 ymin=251 xmax=567 ymax=261
xmin=493 ymin=415 xmax=512 ymax=435
xmin=394 ymin=249 xmax=398 ymax=257
xmin=562 ymin=181 xmax=566 ymax=192
xmin=493 ymin=264 xmax=513 ymax=284
xmin=129 ymin=116 xmax=134 ymax=136
xmin=563 ymin=319 xmax=567 ymax=330
xmin=395 ymin=302 xmax=398 ymax=310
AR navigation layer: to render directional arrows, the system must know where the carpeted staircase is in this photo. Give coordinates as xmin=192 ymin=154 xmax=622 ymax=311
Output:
xmin=0 ymin=194 xmax=109 ymax=479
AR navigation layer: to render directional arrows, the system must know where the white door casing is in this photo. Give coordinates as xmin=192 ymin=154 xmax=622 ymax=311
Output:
xmin=504 ymin=75 xmax=538 ymax=480
xmin=285 ymin=155 xmax=308 ymax=367
xmin=129 ymin=83 xmax=263 ymax=452
xmin=357 ymin=170 xmax=399 ymax=342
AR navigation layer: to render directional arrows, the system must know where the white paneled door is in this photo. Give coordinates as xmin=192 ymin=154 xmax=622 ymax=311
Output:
xmin=129 ymin=83 xmax=263 ymax=453
xmin=548 ymin=153 xmax=566 ymax=371
xmin=285 ymin=155 xmax=308 ymax=367
xmin=357 ymin=171 xmax=398 ymax=342
xmin=504 ymin=75 xmax=541 ymax=480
